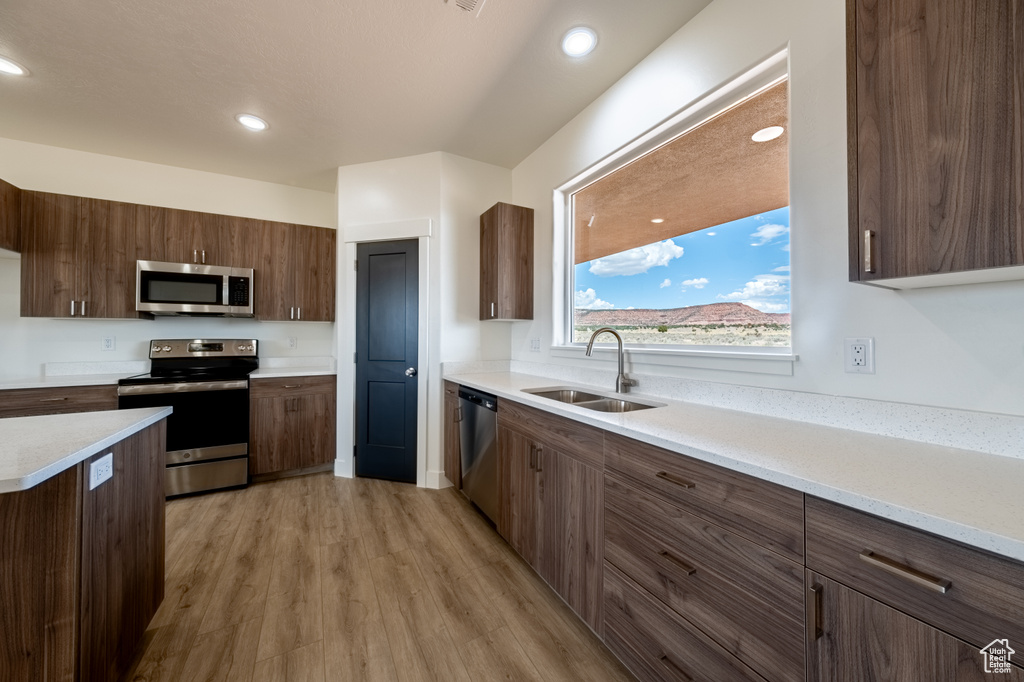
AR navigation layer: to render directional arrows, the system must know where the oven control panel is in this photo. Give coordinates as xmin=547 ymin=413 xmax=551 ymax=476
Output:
xmin=149 ymin=339 xmax=258 ymax=358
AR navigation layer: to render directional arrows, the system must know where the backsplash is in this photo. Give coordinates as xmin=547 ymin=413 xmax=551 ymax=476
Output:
xmin=442 ymin=359 xmax=1024 ymax=461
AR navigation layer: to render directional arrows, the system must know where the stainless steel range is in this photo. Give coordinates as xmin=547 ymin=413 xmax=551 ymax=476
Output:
xmin=117 ymin=339 xmax=258 ymax=497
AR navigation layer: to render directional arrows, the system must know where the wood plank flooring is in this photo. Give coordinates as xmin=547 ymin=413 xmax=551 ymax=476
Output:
xmin=125 ymin=473 xmax=634 ymax=682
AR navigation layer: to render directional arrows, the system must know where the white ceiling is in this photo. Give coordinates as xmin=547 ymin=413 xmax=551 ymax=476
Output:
xmin=0 ymin=0 xmax=713 ymax=192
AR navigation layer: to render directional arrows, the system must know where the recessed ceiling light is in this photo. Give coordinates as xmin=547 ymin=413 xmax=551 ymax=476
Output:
xmin=651 ymin=218 xmax=665 ymax=224
xmin=236 ymin=114 xmax=268 ymax=131
xmin=0 ymin=56 xmax=28 ymax=76
xmin=562 ymin=27 xmax=597 ymax=57
xmin=751 ymin=126 xmax=784 ymax=142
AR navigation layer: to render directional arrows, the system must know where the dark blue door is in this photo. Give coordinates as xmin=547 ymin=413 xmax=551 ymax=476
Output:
xmin=355 ymin=239 xmax=418 ymax=482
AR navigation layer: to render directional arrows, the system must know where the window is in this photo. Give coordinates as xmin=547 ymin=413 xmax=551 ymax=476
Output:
xmin=564 ymin=74 xmax=790 ymax=351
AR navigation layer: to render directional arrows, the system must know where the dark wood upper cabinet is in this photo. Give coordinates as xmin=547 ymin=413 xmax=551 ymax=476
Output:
xmin=0 ymin=177 xmax=20 ymax=252
xmin=848 ymin=0 xmax=1024 ymax=287
xmin=256 ymin=220 xmax=336 ymax=322
xmin=480 ymin=202 xmax=533 ymax=320
xmin=21 ymin=191 xmax=138 ymax=318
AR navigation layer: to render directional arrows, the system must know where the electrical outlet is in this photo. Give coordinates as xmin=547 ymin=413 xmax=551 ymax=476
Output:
xmin=844 ymin=337 xmax=875 ymax=374
xmin=288 ymin=337 xmax=297 ymax=349
xmin=101 ymin=336 xmax=115 ymax=351
xmin=529 ymin=338 xmax=541 ymax=352
xmin=89 ymin=453 xmax=114 ymax=490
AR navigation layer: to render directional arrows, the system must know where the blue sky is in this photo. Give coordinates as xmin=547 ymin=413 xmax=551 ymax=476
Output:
xmin=574 ymin=207 xmax=791 ymax=314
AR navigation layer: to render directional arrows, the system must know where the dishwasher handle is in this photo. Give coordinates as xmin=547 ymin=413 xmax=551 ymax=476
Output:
xmin=458 ymin=387 xmax=498 ymax=412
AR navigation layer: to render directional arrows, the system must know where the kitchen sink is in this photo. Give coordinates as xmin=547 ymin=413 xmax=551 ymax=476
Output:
xmin=522 ymin=386 xmax=663 ymax=413
xmin=522 ymin=387 xmax=604 ymax=404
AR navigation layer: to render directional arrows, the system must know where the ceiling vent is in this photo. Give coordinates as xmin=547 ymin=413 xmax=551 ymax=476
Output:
xmin=447 ymin=0 xmax=487 ymax=17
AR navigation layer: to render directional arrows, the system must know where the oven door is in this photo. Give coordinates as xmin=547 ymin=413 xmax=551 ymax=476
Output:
xmin=118 ymin=380 xmax=249 ymax=464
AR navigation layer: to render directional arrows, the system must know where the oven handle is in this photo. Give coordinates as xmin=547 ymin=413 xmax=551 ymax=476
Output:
xmin=118 ymin=380 xmax=249 ymax=396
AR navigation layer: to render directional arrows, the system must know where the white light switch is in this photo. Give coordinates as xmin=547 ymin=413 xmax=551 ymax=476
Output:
xmin=89 ymin=453 xmax=114 ymax=490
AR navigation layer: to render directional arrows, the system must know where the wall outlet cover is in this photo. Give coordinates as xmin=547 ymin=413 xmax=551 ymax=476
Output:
xmin=844 ymin=337 xmax=875 ymax=374
xmin=89 ymin=453 xmax=114 ymax=490
xmin=101 ymin=336 xmax=116 ymax=351
xmin=529 ymin=338 xmax=541 ymax=352
xmin=288 ymin=337 xmax=298 ymax=349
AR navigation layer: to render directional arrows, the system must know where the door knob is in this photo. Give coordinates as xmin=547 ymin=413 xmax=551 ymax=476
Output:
xmin=405 ymin=367 xmax=417 ymax=377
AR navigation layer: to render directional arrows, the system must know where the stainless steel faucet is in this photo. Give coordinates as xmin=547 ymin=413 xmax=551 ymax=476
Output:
xmin=585 ymin=327 xmax=638 ymax=393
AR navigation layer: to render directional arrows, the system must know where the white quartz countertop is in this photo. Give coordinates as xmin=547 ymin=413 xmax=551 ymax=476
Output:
xmin=446 ymin=370 xmax=1024 ymax=563
xmin=249 ymin=366 xmax=336 ymax=379
xmin=0 ymin=407 xmax=172 ymax=493
xmin=0 ymin=374 xmax=129 ymax=391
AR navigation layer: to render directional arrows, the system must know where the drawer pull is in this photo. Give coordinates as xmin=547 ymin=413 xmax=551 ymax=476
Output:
xmin=859 ymin=550 xmax=952 ymax=594
xmin=658 ymin=654 xmax=693 ymax=681
xmin=655 ymin=471 xmax=695 ymax=489
xmin=39 ymin=397 xmax=69 ymax=402
xmin=807 ymin=583 xmax=823 ymax=641
xmin=283 ymin=385 xmax=302 ymax=389
xmin=658 ymin=550 xmax=697 ymax=576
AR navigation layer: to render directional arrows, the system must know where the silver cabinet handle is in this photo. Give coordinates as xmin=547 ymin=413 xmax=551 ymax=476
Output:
xmin=297 ymin=307 xmax=301 ymax=320
xmin=193 ymin=249 xmax=198 ymax=263
xmin=454 ymin=406 xmax=462 ymax=422
xmin=39 ymin=397 xmax=68 ymax=402
xmin=807 ymin=583 xmax=823 ymax=642
xmin=70 ymin=300 xmax=75 ymax=316
xmin=405 ymin=367 xmax=417 ymax=377
xmin=490 ymin=302 xmax=495 ymax=317
xmin=290 ymin=306 xmax=294 ymax=320
xmin=864 ymin=230 xmax=876 ymax=273
xmin=283 ymin=384 xmax=301 ymax=389
xmin=655 ymin=471 xmax=695 ymax=490
xmin=859 ymin=550 xmax=951 ymax=594
xmin=81 ymin=300 xmax=86 ymax=317
xmin=201 ymin=249 xmax=206 ymax=264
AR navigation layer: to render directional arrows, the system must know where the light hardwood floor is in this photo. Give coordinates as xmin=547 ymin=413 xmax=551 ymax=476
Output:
xmin=125 ymin=473 xmax=635 ymax=682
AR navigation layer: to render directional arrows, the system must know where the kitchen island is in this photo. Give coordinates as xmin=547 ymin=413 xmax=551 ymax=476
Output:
xmin=0 ymin=407 xmax=170 ymax=682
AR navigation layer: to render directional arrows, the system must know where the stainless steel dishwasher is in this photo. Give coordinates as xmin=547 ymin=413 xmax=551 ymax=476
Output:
xmin=458 ymin=386 xmax=499 ymax=524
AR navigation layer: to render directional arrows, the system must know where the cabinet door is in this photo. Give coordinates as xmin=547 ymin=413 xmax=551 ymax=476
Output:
xmin=160 ymin=207 xmax=206 ymax=264
xmin=443 ymin=386 xmax=461 ymax=488
xmin=81 ymin=198 xmax=139 ymax=318
xmin=552 ymin=452 xmax=604 ymax=633
xmin=250 ymin=394 xmax=291 ymax=475
xmin=20 ymin=191 xmax=80 ymax=317
xmin=850 ymin=0 xmax=1024 ymax=280
xmin=292 ymin=224 xmax=336 ymax=321
xmin=807 ymin=571 xmax=1024 ymax=681
xmin=480 ymin=202 xmax=533 ymax=320
xmin=255 ymin=220 xmax=294 ymax=320
xmin=202 ymin=213 xmax=258 ymax=268
xmin=497 ymin=425 xmax=539 ymax=566
xmin=0 ymin=177 xmax=20 ymax=252
xmin=294 ymin=390 xmax=336 ymax=469
xmin=250 ymin=377 xmax=336 ymax=475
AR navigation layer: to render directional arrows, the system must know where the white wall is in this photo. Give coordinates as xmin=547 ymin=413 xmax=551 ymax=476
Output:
xmin=334 ymin=152 xmax=512 ymax=486
xmin=508 ymin=0 xmax=1024 ymax=417
xmin=0 ymin=137 xmax=338 ymax=381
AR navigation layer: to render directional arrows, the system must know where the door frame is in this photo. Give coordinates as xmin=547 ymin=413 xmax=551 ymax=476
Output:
xmin=337 ymin=219 xmax=432 ymax=486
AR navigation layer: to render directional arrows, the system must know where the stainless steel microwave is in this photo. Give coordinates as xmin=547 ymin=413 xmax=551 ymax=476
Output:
xmin=136 ymin=260 xmax=254 ymax=317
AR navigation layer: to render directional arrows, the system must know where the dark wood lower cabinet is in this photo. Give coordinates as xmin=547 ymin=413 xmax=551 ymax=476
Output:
xmin=79 ymin=421 xmax=165 ymax=681
xmin=250 ymin=375 xmax=336 ymax=476
xmin=0 ymin=420 xmax=166 ymax=682
xmin=0 ymin=383 xmax=118 ymax=418
xmin=443 ymin=381 xmax=461 ymax=488
xmin=807 ymin=571 xmax=1024 ymax=681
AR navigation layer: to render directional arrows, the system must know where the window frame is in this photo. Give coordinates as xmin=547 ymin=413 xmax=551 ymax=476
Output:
xmin=551 ymin=49 xmax=796 ymax=372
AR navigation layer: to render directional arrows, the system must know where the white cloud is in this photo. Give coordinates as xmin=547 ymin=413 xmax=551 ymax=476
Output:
xmin=659 ymin=279 xmax=671 ymax=288
xmin=588 ymin=239 xmax=684 ymax=277
xmin=706 ymin=232 xmax=717 ymax=236
xmin=680 ymin=277 xmax=708 ymax=291
xmin=773 ymin=265 xmax=791 ymax=272
xmin=574 ymin=288 xmax=615 ymax=309
xmin=743 ymin=300 xmax=789 ymax=313
xmin=750 ymin=223 xmax=789 ymax=246
xmin=719 ymin=274 xmax=790 ymax=301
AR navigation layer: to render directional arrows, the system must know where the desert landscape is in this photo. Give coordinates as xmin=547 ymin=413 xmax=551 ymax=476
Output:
xmin=574 ymin=301 xmax=790 ymax=347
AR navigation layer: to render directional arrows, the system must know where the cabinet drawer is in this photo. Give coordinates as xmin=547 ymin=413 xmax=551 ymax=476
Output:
xmin=605 ymin=474 xmax=803 ymax=682
xmin=443 ymin=380 xmax=458 ymax=398
xmin=499 ymin=399 xmax=603 ymax=469
xmin=604 ymin=562 xmax=767 ymax=682
xmin=249 ymin=375 xmax=336 ymax=399
xmin=0 ymin=384 xmax=118 ymax=418
xmin=805 ymin=496 xmax=1024 ymax=652
xmin=604 ymin=432 xmax=803 ymax=560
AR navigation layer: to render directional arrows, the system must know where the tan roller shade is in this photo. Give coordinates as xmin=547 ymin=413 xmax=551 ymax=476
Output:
xmin=574 ymin=81 xmax=789 ymax=265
